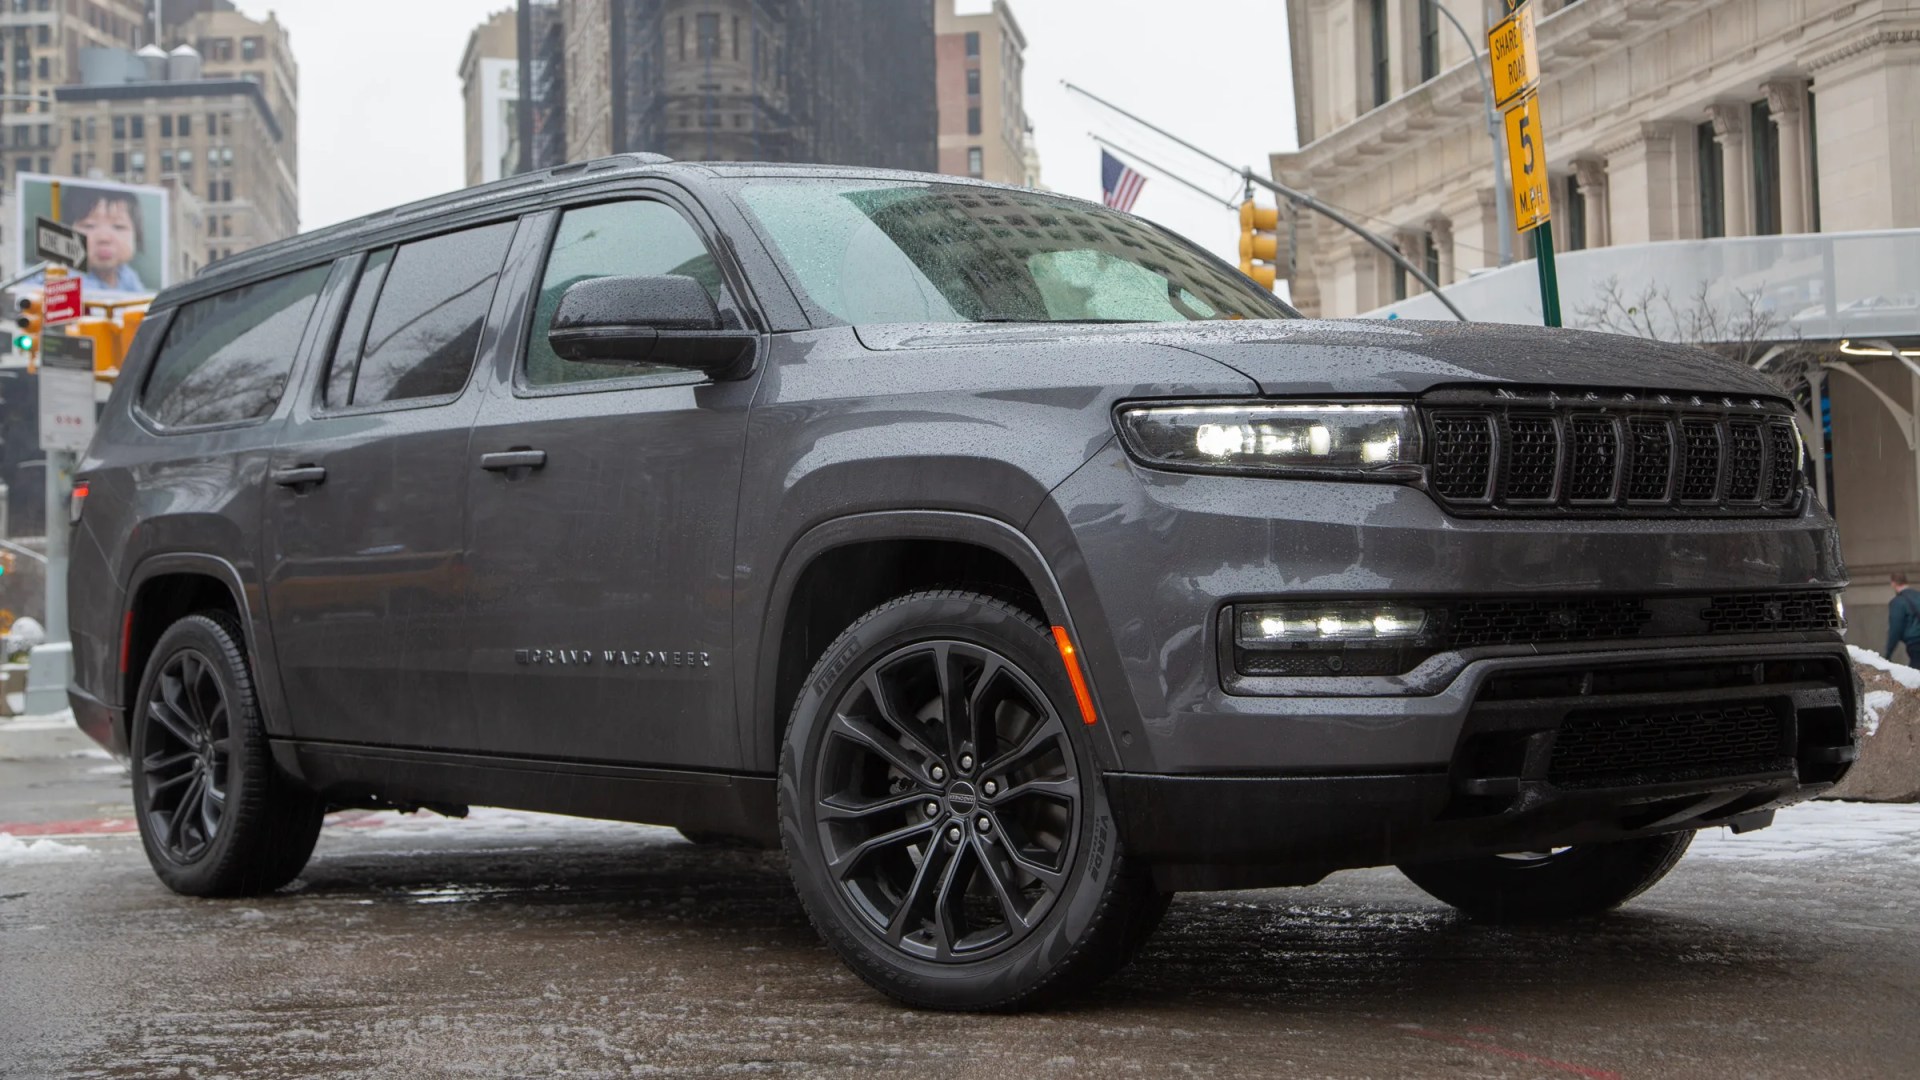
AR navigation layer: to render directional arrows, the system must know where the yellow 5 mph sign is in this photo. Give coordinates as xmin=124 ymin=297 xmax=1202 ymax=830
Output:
xmin=1504 ymin=92 xmax=1551 ymax=232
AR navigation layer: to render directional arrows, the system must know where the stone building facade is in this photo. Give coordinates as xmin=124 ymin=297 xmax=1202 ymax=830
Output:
xmin=934 ymin=0 xmax=1038 ymax=186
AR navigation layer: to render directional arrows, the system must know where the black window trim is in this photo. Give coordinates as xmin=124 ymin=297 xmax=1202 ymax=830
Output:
xmin=131 ymin=259 xmax=340 ymax=436
xmin=310 ymin=216 xmax=525 ymax=419
xmin=507 ymin=185 xmax=762 ymax=401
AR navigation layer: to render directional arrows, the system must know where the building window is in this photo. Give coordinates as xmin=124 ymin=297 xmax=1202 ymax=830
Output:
xmin=967 ymin=107 xmax=981 ymax=136
xmin=1418 ymin=0 xmax=1439 ymax=82
xmin=180 ymin=115 xmax=191 ymax=137
xmin=1696 ymin=121 xmax=1724 ymax=239
xmin=1391 ymin=258 xmax=1407 ymax=302
xmin=160 ymin=115 xmax=171 ymax=137
xmin=696 ymin=13 xmax=719 ymax=60
xmin=112 ymin=116 xmax=125 ymax=139
xmin=160 ymin=149 xmax=173 ymax=171
xmin=241 ymin=36 xmax=261 ymax=61
xmin=1563 ymin=176 xmax=1586 ymax=250
xmin=1368 ymin=0 xmax=1390 ymax=108
xmin=69 ymin=118 xmax=79 ymax=141
xmin=1751 ymin=99 xmax=1781 ymax=236
xmin=967 ymin=146 xmax=983 ymax=177
xmin=130 ymin=150 xmax=144 ymax=171
xmin=112 ymin=150 xmax=126 ymax=173
xmin=1422 ymin=231 xmax=1439 ymax=283
xmin=965 ymin=31 xmax=980 ymax=58
xmin=1806 ymin=90 xmax=1821 ymax=232
xmin=129 ymin=115 xmax=142 ymax=138
xmin=966 ymin=68 xmax=980 ymax=96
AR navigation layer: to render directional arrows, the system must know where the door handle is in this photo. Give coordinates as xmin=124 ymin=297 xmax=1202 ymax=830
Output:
xmin=270 ymin=465 xmax=326 ymax=489
xmin=479 ymin=449 xmax=547 ymax=473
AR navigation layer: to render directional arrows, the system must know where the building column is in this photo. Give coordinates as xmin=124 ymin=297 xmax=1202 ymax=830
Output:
xmin=1764 ymin=78 xmax=1811 ymax=235
xmin=1574 ymin=158 xmax=1609 ymax=248
xmin=1807 ymin=30 xmax=1920 ymax=230
xmin=1442 ymin=186 xmax=1501 ymax=278
xmin=1427 ymin=215 xmax=1455 ymax=285
xmin=1601 ymin=123 xmax=1686 ymax=245
xmin=1396 ymin=230 xmax=1424 ymax=296
xmin=1708 ymin=103 xmax=1751 ymax=237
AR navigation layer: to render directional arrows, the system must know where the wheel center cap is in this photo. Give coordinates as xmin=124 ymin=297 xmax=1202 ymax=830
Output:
xmin=945 ymin=780 xmax=977 ymax=815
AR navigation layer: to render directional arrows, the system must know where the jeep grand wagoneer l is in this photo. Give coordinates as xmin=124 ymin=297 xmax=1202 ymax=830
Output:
xmin=67 ymin=155 xmax=1858 ymax=1010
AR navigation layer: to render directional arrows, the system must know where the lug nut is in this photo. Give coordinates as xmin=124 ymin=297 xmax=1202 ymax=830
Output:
xmin=924 ymin=801 xmax=940 ymax=818
xmin=946 ymin=826 xmax=963 ymax=843
xmin=958 ymin=753 xmax=974 ymax=772
xmin=929 ymin=764 xmax=946 ymax=783
xmin=982 ymin=779 xmax=998 ymax=796
xmin=976 ymin=814 xmax=992 ymax=833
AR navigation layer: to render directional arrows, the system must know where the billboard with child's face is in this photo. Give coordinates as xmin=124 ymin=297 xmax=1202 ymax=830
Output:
xmin=15 ymin=174 xmax=170 ymax=297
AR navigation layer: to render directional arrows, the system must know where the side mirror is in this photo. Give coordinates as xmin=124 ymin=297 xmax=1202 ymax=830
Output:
xmin=547 ymin=274 xmax=753 ymax=377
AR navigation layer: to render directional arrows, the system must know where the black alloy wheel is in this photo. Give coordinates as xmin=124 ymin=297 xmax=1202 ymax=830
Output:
xmin=813 ymin=637 xmax=1081 ymax=962
xmin=140 ymin=649 xmax=233 ymax=862
xmin=781 ymin=591 xmax=1168 ymax=1011
xmin=130 ymin=613 xmax=325 ymax=897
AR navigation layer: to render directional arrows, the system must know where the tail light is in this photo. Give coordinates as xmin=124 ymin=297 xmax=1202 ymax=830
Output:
xmin=69 ymin=479 xmax=90 ymax=525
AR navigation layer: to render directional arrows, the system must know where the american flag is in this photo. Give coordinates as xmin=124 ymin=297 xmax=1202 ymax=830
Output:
xmin=1101 ymin=150 xmax=1146 ymax=212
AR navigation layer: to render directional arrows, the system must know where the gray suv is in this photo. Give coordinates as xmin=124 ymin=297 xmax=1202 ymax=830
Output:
xmin=67 ymin=156 xmax=1858 ymax=1010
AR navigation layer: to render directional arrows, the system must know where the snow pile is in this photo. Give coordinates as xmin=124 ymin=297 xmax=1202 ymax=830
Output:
xmin=1694 ymin=800 xmax=1920 ymax=861
xmin=0 ymin=831 xmax=95 ymax=864
xmin=1828 ymin=647 xmax=1920 ymax=803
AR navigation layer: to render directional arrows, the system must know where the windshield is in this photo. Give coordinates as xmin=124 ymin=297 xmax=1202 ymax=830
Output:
xmin=729 ymin=178 xmax=1297 ymax=325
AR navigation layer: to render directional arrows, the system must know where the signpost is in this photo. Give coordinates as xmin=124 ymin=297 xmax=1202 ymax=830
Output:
xmin=44 ymin=276 xmax=80 ymax=325
xmin=32 ymin=216 xmax=86 ymax=274
xmin=1488 ymin=0 xmax=1561 ymax=327
xmin=36 ymin=333 xmax=95 ymax=453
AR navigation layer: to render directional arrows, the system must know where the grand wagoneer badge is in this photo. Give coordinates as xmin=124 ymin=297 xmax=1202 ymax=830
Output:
xmin=515 ymin=648 xmax=712 ymax=668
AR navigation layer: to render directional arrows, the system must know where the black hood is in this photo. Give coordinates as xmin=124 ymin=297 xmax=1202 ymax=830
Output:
xmin=855 ymin=318 xmax=1785 ymax=399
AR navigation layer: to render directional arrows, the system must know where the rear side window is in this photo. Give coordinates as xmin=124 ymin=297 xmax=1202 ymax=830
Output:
xmin=324 ymin=221 xmax=515 ymax=408
xmin=140 ymin=264 xmax=330 ymax=429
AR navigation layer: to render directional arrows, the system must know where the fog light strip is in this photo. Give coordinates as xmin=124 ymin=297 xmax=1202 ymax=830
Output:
xmin=1050 ymin=626 xmax=1099 ymax=726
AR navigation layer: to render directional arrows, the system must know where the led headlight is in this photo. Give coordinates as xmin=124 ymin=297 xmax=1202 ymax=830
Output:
xmin=1236 ymin=603 xmax=1430 ymax=646
xmin=1115 ymin=402 xmax=1422 ymax=478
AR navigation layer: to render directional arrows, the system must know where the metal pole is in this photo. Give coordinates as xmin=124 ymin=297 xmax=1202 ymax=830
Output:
xmin=1066 ymin=84 xmax=1469 ymax=321
xmin=1424 ymin=0 xmax=1512 ymax=266
xmin=1534 ymin=220 xmax=1562 ymax=326
xmin=516 ymin=0 xmax=534 ymax=175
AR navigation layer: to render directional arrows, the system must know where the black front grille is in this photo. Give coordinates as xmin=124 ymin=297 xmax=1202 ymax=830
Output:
xmin=1549 ymin=701 xmax=1790 ymax=787
xmin=1700 ymin=591 xmax=1842 ymax=634
xmin=1446 ymin=597 xmax=1652 ymax=647
xmin=1425 ymin=391 xmax=1802 ymax=516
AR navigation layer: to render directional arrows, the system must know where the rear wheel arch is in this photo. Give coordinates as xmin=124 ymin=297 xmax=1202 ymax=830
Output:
xmin=122 ymin=556 xmax=253 ymax=715
xmin=754 ymin=512 xmax=1108 ymax=773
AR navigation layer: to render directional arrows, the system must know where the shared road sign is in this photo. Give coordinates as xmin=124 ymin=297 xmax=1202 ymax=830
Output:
xmin=1489 ymin=3 xmax=1540 ymax=107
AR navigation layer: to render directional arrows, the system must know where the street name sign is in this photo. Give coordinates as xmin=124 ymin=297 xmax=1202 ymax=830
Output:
xmin=34 ymin=217 xmax=86 ymax=271
xmin=1488 ymin=3 xmax=1540 ymax=108
xmin=38 ymin=333 xmax=96 ymax=452
xmin=44 ymin=277 xmax=81 ymax=325
xmin=1503 ymin=92 xmax=1552 ymax=232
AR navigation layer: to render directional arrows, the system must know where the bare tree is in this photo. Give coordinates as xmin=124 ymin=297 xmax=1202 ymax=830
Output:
xmin=1573 ymin=274 xmax=1823 ymax=403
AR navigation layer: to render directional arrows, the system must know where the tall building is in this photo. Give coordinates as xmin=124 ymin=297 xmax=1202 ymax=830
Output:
xmin=56 ymin=46 xmax=294 ymax=272
xmin=934 ymin=0 xmax=1037 ymax=186
xmin=460 ymin=8 xmax=519 ymax=187
xmin=0 ymin=0 xmax=148 ymax=192
xmin=478 ymin=0 xmax=937 ymax=176
xmin=175 ymin=6 xmax=298 ymax=179
xmin=1274 ymin=0 xmax=1920 ymax=654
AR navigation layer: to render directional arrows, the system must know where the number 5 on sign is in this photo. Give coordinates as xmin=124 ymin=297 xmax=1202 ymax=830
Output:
xmin=1503 ymin=93 xmax=1552 ymax=232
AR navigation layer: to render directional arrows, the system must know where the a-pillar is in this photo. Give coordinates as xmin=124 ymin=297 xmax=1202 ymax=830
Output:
xmin=1765 ymin=78 xmax=1811 ymax=235
xmin=1707 ymin=103 xmax=1751 ymax=237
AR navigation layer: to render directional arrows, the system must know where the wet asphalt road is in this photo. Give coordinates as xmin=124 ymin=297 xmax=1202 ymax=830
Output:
xmin=4 ymin=717 xmax=1919 ymax=1079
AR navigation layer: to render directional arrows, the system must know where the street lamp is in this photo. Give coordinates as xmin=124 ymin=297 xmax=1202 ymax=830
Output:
xmin=1424 ymin=0 xmax=1514 ymax=267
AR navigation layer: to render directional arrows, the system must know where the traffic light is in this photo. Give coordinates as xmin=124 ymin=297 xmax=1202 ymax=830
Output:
xmin=13 ymin=294 xmax=40 ymax=354
xmin=1238 ymin=200 xmax=1281 ymax=292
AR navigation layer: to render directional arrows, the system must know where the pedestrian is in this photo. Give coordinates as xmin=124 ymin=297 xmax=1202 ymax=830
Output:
xmin=1890 ymin=571 xmax=1920 ymax=664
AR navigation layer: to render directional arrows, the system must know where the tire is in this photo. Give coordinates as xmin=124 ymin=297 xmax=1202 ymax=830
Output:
xmin=1398 ymin=831 xmax=1694 ymax=922
xmin=130 ymin=612 xmax=325 ymax=897
xmin=779 ymin=590 xmax=1166 ymax=1011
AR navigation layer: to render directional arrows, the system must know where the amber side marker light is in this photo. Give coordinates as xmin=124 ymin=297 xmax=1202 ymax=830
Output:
xmin=1050 ymin=625 xmax=1099 ymax=726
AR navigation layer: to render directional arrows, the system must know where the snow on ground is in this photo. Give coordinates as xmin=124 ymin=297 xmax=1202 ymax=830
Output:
xmin=1691 ymin=800 xmax=1920 ymax=861
xmin=0 ymin=832 xmax=96 ymax=864
xmin=1861 ymin=690 xmax=1898 ymax=736
xmin=1850 ymin=644 xmax=1920 ymax=689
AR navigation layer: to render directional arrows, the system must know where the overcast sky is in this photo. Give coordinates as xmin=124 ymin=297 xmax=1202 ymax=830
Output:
xmin=230 ymin=0 xmax=1298 ymax=271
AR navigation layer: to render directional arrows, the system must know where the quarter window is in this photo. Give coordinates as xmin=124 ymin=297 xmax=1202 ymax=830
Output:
xmin=524 ymin=201 xmax=726 ymax=387
xmin=141 ymin=264 xmax=330 ymax=428
xmin=325 ymin=221 xmax=515 ymax=408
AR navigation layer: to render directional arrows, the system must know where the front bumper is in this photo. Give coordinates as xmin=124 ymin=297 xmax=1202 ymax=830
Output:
xmin=1100 ymin=642 xmax=1859 ymax=890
